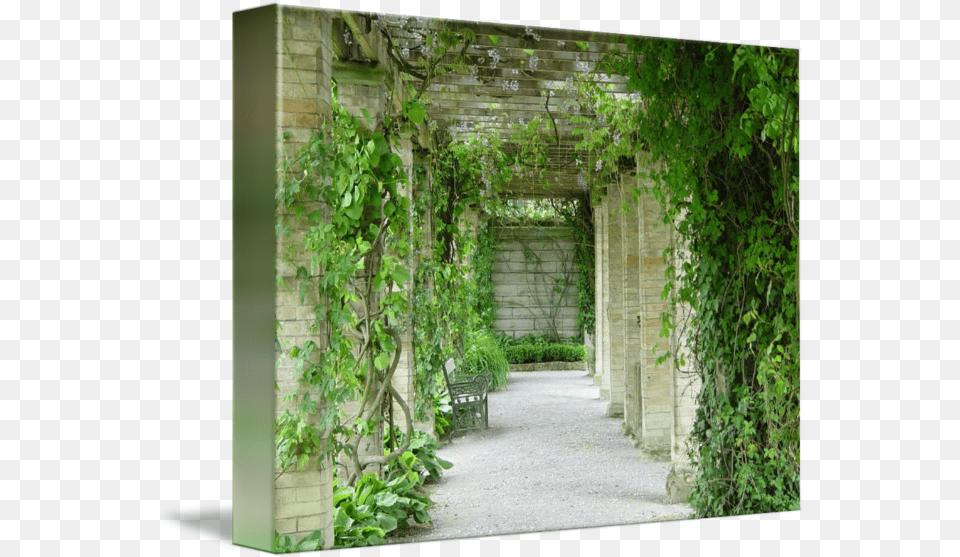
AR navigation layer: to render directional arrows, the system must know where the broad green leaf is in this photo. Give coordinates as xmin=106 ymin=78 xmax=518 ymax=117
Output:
xmin=391 ymin=264 xmax=410 ymax=286
xmin=374 ymin=491 xmax=399 ymax=507
xmin=488 ymin=35 xmax=499 ymax=45
xmin=377 ymin=513 xmax=398 ymax=533
xmin=374 ymin=352 xmax=390 ymax=371
xmin=405 ymin=101 xmax=426 ymax=124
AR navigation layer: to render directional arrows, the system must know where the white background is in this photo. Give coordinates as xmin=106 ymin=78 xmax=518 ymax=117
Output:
xmin=4 ymin=0 xmax=955 ymax=555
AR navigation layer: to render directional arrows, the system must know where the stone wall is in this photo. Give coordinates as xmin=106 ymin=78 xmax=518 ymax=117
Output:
xmin=491 ymin=225 xmax=579 ymax=341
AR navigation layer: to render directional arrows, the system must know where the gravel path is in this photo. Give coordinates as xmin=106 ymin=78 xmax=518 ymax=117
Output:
xmin=398 ymin=370 xmax=692 ymax=543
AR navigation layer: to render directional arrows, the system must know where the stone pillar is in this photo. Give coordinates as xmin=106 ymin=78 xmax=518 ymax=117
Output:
xmin=636 ymin=167 xmax=673 ymax=456
xmin=598 ymin=199 xmax=610 ymax=395
xmin=621 ymin=174 xmax=643 ymax=442
xmin=591 ymin=205 xmax=602 ymax=385
xmin=665 ymin=195 xmax=701 ymax=502
xmin=274 ymin=6 xmax=335 ymax=549
xmin=390 ymin=131 xmax=416 ymax=437
xmin=606 ymin=180 xmax=625 ymax=418
xmin=411 ymin=152 xmax=437 ymax=439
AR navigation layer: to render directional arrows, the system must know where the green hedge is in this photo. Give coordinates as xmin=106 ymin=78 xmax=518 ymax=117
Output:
xmin=504 ymin=344 xmax=586 ymax=364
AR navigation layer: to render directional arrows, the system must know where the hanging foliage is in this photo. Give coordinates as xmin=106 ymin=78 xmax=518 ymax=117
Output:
xmin=411 ymin=133 xmax=513 ymax=422
xmin=598 ymin=38 xmax=799 ymax=517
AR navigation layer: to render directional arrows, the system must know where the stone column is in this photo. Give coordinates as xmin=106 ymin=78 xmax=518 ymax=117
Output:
xmin=390 ymin=131 xmax=416 ymax=438
xmin=599 ymin=198 xmax=611 ymax=395
xmin=635 ymin=166 xmax=673 ymax=456
xmin=606 ymin=181 xmax=625 ymax=418
xmin=665 ymin=194 xmax=701 ymax=502
xmin=273 ymin=6 xmax=335 ymax=549
xmin=621 ymin=173 xmax=643 ymax=442
xmin=593 ymin=204 xmax=604 ymax=385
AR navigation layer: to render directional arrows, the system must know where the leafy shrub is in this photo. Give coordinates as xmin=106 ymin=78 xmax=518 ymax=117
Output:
xmin=459 ymin=328 xmax=509 ymax=390
xmin=384 ymin=426 xmax=453 ymax=483
xmin=497 ymin=332 xmax=583 ymax=348
xmin=275 ymin=448 xmax=438 ymax=552
xmin=332 ymin=453 xmax=433 ymax=547
xmin=433 ymin=392 xmax=452 ymax=438
xmin=274 ymin=529 xmax=324 ymax=553
xmin=504 ymin=343 xmax=586 ymax=364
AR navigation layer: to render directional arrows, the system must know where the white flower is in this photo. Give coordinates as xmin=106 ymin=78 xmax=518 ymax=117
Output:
xmin=595 ymin=159 xmax=603 ymax=172
xmin=578 ymin=173 xmax=588 ymax=190
xmin=488 ymin=49 xmax=500 ymax=69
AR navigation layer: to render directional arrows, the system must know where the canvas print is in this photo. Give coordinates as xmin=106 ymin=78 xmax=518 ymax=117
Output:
xmin=233 ymin=4 xmax=799 ymax=552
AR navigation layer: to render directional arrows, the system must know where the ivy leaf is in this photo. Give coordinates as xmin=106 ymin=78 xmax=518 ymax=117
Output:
xmin=374 ymin=352 xmax=390 ymax=371
xmin=391 ymin=265 xmax=410 ymax=286
xmin=373 ymin=134 xmax=389 ymax=156
xmin=404 ymin=101 xmax=426 ymax=124
xmin=345 ymin=201 xmax=364 ymax=221
xmin=489 ymin=35 xmax=499 ymax=46
xmin=523 ymin=49 xmax=535 ymax=56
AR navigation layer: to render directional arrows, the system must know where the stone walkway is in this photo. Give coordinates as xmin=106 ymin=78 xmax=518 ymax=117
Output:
xmin=397 ymin=370 xmax=693 ymax=544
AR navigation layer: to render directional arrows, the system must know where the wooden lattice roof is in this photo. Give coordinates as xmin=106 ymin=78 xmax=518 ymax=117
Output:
xmin=333 ymin=10 xmax=640 ymax=198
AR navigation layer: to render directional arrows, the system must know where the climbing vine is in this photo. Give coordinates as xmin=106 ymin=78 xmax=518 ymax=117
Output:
xmin=599 ymin=39 xmax=800 ymax=517
xmin=275 ymin=86 xmax=415 ymax=484
xmin=556 ymin=193 xmax=596 ymax=338
xmin=411 ymin=133 xmax=513 ymax=421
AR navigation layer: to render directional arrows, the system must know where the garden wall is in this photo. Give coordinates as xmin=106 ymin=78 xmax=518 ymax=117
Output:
xmin=491 ymin=225 xmax=579 ymax=341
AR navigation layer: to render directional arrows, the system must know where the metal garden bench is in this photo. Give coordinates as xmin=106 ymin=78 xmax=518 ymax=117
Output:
xmin=442 ymin=358 xmax=489 ymax=435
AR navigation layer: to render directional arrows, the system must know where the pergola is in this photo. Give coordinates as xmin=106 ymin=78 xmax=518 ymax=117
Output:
xmin=332 ymin=12 xmax=637 ymax=198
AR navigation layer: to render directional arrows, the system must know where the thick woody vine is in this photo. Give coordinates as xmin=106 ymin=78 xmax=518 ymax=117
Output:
xmin=275 ymin=89 xmax=414 ymax=484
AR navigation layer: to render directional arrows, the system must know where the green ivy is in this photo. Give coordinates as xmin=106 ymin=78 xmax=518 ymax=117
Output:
xmin=598 ymin=39 xmax=800 ymax=517
xmin=411 ymin=133 xmax=513 ymax=422
xmin=274 ymin=84 xmax=415 ymax=483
